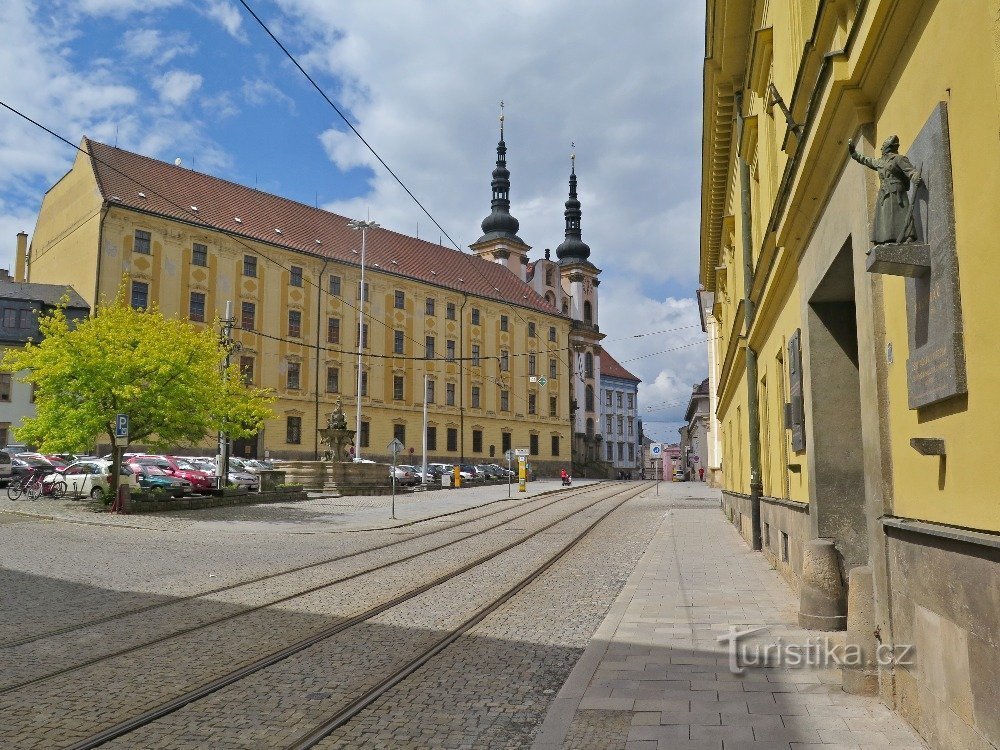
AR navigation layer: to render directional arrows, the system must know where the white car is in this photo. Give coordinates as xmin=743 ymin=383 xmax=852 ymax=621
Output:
xmin=47 ymin=460 xmax=136 ymax=500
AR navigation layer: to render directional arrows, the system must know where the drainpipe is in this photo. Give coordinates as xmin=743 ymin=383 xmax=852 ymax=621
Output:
xmin=735 ymin=90 xmax=764 ymax=551
xmin=313 ymin=259 xmax=329 ymax=460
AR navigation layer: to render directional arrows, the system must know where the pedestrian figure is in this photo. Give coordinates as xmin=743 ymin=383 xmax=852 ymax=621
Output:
xmin=699 ymin=467 xmax=705 ymax=482
xmin=848 ymin=135 xmax=922 ymax=246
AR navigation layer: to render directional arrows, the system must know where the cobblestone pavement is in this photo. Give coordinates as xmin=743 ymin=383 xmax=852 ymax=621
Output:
xmin=0 ymin=482 xmax=632 ymax=747
xmin=532 ymin=486 xmax=928 ymax=750
xmin=0 ymin=481 xmax=593 ymax=644
xmin=3 ymin=481 xmax=923 ymax=749
xmin=0 ymin=478 xmax=588 ymax=534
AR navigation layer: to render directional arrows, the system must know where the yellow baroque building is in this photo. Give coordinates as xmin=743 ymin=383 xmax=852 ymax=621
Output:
xmin=701 ymin=1 xmax=999 ymax=747
xmin=23 ymin=138 xmax=576 ymax=473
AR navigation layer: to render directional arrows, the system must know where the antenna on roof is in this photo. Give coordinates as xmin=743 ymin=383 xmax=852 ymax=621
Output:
xmin=174 ymin=157 xmax=182 ymax=167
xmin=415 ymin=221 xmax=418 ymax=239
xmin=315 ymin=192 xmax=318 ymax=208
xmin=114 ymin=123 xmax=118 ymax=148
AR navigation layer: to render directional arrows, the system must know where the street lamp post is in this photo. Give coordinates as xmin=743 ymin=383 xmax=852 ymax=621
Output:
xmin=347 ymin=218 xmax=378 ymax=461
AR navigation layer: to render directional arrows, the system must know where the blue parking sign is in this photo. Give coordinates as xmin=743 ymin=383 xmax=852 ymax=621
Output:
xmin=114 ymin=414 xmax=129 ymax=439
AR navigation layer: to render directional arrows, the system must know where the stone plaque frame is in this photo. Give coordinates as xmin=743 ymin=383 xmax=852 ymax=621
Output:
xmin=865 ymin=102 xmax=967 ymax=409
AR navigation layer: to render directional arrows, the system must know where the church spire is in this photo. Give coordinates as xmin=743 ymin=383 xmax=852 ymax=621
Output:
xmin=478 ymin=100 xmax=521 ymax=241
xmin=556 ymin=143 xmax=591 ymax=263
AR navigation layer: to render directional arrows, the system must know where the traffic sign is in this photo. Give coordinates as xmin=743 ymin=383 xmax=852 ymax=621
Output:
xmin=114 ymin=414 xmax=129 ymax=439
xmin=386 ymin=438 xmax=404 ymax=455
xmin=536 ymin=375 xmax=547 ymax=387
xmin=504 ymin=449 xmax=516 ymax=462
xmin=514 ymin=448 xmax=529 ymax=457
xmin=650 ymin=444 xmax=662 ymax=457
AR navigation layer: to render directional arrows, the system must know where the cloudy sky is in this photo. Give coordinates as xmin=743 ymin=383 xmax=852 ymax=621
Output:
xmin=0 ymin=0 xmax=708 ymax=443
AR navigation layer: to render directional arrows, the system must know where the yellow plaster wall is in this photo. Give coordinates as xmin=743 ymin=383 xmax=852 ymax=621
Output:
xmin=876 ymin=0 xmax=1000 ymax=531
xmin=32 ymin=201 xmax=571 ymax=462
xmin=27 ymin=149 xmax=103 ymax=306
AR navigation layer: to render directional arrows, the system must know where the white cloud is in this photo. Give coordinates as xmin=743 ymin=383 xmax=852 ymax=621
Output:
xmin=152 ymin=70 xmax=203 ymax=106
xmin=280 ymin=0 xmax=708 ymax=437
xmin=204 ymin=0 xmax=247 ymax=42
xmin=241 ymin=78 xmax=296 ymax=112
xmin=76 ymin=0 xmax=181 ymax=18
xmin=122 ymin=28 xmax=197 ymax=65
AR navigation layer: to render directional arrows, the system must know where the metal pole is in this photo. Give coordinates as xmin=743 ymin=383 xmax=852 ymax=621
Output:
xmin=355 ymin=226 xmax=366 ymax=461
xmin=391 ymin=448 xmax=397 ymax=519
xmin=314 ymin=259 xmax=328 ymax=460
xmin=507 ymin=452 xmax=511 ymax=499
xmin=219 ymin=300 xmax=234 ymax=490
xmin=348 ymin=219 xmax=378 ymax=461
xmin=655 ymin=450 xmax=659 ymax=495
xmin=421 ymin=372 xmax=428 ymax=489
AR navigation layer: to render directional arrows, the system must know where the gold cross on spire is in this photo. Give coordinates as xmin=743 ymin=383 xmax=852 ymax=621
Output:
xmin=571 ymin=141 xmax=576 ymax=169
xmin=499 ymin=99 xmax=505 ymax=138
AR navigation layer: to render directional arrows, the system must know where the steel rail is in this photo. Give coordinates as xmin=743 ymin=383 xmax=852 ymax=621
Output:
xmin=60 ymin=482 xmax=645 ymax=750
xmin=3 ymin=483 xmax=611 ymax=693
xmin=2 ymin=482 xmax=606 ymax=649
xmin=287 ymin=482 xmax=647 ymax=748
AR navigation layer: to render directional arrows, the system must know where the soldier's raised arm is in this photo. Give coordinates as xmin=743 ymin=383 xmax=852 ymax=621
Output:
xmin=847 ymin=139 xmax=878 ymax=170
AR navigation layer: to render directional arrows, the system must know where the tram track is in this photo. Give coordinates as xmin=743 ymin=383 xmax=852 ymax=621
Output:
xmin=285 ymin=482 xmax=646 ymax=750
xmin=55 ymin=482 xmax=649 ymax=750
xmin=1 ymin=482 xmax=612 ymax=694
xmin=1 ymin=482 xmax=608 ymax=650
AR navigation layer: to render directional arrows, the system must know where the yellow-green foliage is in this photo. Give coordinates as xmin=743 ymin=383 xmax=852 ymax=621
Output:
xmin=1 ymin=289 xmax=274 ymax=453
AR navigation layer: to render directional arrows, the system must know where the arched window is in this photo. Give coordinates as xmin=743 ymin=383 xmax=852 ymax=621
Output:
xmin=585 ymin=384 xmax=595 ymax=411
xmin=584 ymin=352 xmax=594 ymax=379
xmin=545 ymin=291 xmax=556 ymax=306
xmin=545 ymin=268 xmax=554 ymax=286
xmin=583 ymin=300 xmax=592 ymax=324
xmin=586 ymin=417 xmax=594 ymax=436
xmin=562 ymin=299 xmax=569 ymax=315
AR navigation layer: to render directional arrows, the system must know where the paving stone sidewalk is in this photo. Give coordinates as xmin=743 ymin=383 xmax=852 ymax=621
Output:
xmin=533 ymin=488 xmax=927 ymax=750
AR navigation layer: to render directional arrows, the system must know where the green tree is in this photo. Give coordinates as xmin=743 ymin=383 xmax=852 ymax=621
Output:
xmin=1 ymin=290 xmax=274 ymax=497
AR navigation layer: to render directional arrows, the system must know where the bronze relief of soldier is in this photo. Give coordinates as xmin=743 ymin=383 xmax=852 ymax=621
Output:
xmin=848 ymin=135 xmax=923 ymax=247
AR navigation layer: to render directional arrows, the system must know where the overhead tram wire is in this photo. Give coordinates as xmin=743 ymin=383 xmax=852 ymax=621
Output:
xmin=617 ymin=337 xmax=720 ymax=364
xmin=0 ymin=100 xmax=536 ymax=408
xmin=234 ymin=0 xmax=578 ymax=378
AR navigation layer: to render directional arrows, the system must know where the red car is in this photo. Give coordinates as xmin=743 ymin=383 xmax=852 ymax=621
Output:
xmin=128 ymin=455 xmax=214 ymax=490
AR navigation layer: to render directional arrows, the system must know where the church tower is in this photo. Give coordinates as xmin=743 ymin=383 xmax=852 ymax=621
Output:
xmin=557 ymin=150 xmax=605 ymax=465
xmin=469 ymin=103 xmax=531 ymax=281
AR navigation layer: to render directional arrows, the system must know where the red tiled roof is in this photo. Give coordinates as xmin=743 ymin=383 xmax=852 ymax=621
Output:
xmin=84 ymin=138 xmax=562 ymax=316
xmin=601 ymin=350 xmax=641 ymax=382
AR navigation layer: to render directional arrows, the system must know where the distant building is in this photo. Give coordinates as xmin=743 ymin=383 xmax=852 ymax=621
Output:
xmin=0 ymin=255 xmax=89 ymax=447
xmin=678 ymin=378 xmax=710 ymax=481
xmin=697 ymin=288 xmax=722 ymax=486
xmin=598 ymin=351 xmax=640 ymax=474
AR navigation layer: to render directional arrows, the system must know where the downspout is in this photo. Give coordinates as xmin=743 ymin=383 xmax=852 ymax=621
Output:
xmin=735 ymin=90 xmax=764 ymax=551
xmin=459 ymin=292 xmax=469 ymax=465
xmin=313 ymin=259 xmax=329 ymax=460
xmin=94 ymin=205 xmax=107 ymax=310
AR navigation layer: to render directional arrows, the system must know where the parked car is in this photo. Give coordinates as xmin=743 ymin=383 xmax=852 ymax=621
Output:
xmin=128 ymin=455 xmax=213 ymax=490
xmin=0 ymin=450 xmax=12 ymax=485
xmin=47 ymin=460 xmax=136 ymax=500
xmin=458 ymin=464 xmax=481 ymax=483
xmin=126 ymin=464 xmax=193 ymax=496
xmin=477 ymin=464 xmax=505 ymax=481
xmin=191 ymin=457 xmax=260 ymax=490
xmin=11 ymin=455 xmax=61 ymax=479
xmin=398 ymin=464 xmax=429 ymax=484
xmin=672 ymin=470 xmax=685 ymax=482
xmin=489 ymin=463 xmax=515 ymax=478
xmin=390 ymin=465 xmax=417 ymax=486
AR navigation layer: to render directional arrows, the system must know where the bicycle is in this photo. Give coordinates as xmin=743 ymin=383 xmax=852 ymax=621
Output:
xmin=6 ymin=470 xmax=66 ymax=501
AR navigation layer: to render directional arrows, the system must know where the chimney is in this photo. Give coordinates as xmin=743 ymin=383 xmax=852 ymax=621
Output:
xmin=15 ymin=232 xmax=27 ymax=282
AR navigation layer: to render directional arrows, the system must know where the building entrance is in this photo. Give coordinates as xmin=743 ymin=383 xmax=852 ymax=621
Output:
xmin=806 ymin=241 xmax=869 ymax=573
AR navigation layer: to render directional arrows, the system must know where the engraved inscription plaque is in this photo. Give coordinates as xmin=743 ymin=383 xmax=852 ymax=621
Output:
xmin=902 ymin=102 xmax=967 ymax=409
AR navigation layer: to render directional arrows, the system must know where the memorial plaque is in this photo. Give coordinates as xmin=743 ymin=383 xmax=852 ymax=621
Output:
xmin=902 ymin=102 xmax=967 ymax=409
xmin=787 ymin=328 xmax=806 ymax=452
